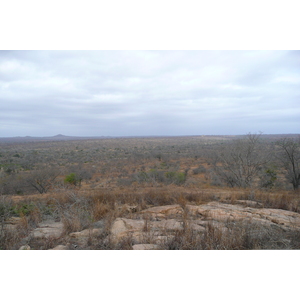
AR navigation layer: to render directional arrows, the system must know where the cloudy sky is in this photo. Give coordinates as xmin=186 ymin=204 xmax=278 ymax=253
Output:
xmin=0 ymin=50 xmax=299 ymax=137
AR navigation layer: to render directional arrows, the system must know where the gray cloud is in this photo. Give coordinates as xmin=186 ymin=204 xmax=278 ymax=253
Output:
xmin=0 ymin=50 xmax=299 ymax=137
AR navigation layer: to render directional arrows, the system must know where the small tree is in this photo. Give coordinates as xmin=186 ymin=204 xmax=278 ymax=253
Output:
xmin=276 ymin=137 xmax=300 ymax=190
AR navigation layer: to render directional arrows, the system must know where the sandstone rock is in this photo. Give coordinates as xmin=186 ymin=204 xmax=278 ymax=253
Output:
xmin=107 ymin=201 xmax=300 ymax=248
xmin=32 ymin=221 xmax=64 ymax=239
xmin=132 ymin=244 xmax=160 ymax=250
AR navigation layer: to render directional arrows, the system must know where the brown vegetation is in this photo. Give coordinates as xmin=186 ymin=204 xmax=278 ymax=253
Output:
xmin=1 ymin=134 xmax=300 ymax=250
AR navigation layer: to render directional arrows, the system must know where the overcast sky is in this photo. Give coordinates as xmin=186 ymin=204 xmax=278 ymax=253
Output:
xmin=0 ymin=50 xmax=299 ymax=137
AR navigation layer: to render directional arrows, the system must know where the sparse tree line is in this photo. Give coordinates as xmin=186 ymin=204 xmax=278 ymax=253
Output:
xmin=207 ymin=134 xmax=300 ymax=190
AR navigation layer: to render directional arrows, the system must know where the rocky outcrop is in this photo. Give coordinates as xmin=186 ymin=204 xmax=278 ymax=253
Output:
xmin=108 ymin=201 xmax=300 ymax=249
xmin=32 ymin=221 xmax=64 ymax=239
xmin=15 ymin=200 xmax=300 ymax=250
xmin=186 ymin=202 xmax=300 ymax=230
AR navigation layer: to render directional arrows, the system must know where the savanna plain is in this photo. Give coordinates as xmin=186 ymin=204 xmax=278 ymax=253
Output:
xmin=1 ymin=134 xmax=300 ymax=250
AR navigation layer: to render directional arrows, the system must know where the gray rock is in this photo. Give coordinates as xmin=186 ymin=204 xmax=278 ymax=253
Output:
xmin=92 ymin=220 xmax=105 ymax=229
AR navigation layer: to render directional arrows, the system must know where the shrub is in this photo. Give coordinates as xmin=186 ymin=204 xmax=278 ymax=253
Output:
xmin=260 ymin=167 xmax=277 ymax=189
xmin=64 ymin=173 xmax=80 ymax=186
xmin=165 ymin=171 xmax=186 ymax=185
xmin=192 ymin=165 xmax=207 ymax=175
xmin=12 ymin=203 xmax=36 ymax=217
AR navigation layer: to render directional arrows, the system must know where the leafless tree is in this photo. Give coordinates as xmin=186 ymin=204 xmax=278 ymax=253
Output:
xmin=210 ymin=133 xmax=270 ymax=188
xmin=25 ymin=167 xmax=61 ymax=194
xmin=276 ymin=137 xmax=300 ymax=190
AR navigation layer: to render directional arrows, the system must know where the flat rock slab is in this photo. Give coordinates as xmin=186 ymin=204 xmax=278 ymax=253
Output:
xmin=32 ymin=221 xmax=64 ymax=239
xmin=186 ymin=202 xmax=300 ymax=230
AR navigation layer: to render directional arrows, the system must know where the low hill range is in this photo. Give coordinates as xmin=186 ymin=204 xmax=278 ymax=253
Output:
xmin=0 ymin=133 xmax=299 ymax=144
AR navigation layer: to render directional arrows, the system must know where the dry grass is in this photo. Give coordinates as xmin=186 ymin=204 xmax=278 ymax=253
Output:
xmin=1 ymin=185 xmax=300 ymax=249
xmin=162 ymin=219 xmax=299 ymax=250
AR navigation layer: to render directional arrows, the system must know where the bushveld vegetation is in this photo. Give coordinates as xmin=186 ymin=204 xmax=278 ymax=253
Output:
xmin=0 ymin=134 xmax=299 ymax=250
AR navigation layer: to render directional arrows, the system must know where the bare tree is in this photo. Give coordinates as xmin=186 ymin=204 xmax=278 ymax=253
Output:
xmin=276 ymin=137 xmax=300 ymax=190
xmin=210 ymin=133 xmax=270 ymax=188
xmin=25 ymin=167 xmax=61 ymax=194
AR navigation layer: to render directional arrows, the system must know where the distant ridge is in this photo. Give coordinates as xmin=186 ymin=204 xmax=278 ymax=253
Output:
xmin=0 ymin=134 xmax=299 ymax=144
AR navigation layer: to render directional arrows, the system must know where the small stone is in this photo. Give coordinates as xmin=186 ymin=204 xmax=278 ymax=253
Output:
xmin=19 ymin=245 xmax=30 ymax=250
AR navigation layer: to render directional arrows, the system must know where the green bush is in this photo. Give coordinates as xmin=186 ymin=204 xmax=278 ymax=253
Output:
xmin=174 ymin=172 xmax=186 ymax=185
xmin=64 ymin=173 xmax=80 ymax=186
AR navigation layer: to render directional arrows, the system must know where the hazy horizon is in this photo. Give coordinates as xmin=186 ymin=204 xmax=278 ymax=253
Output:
xmin=1 ymin=132 xmax=299 ymax=139
xmin=1 ymin=50 xmax=299 ymax=138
